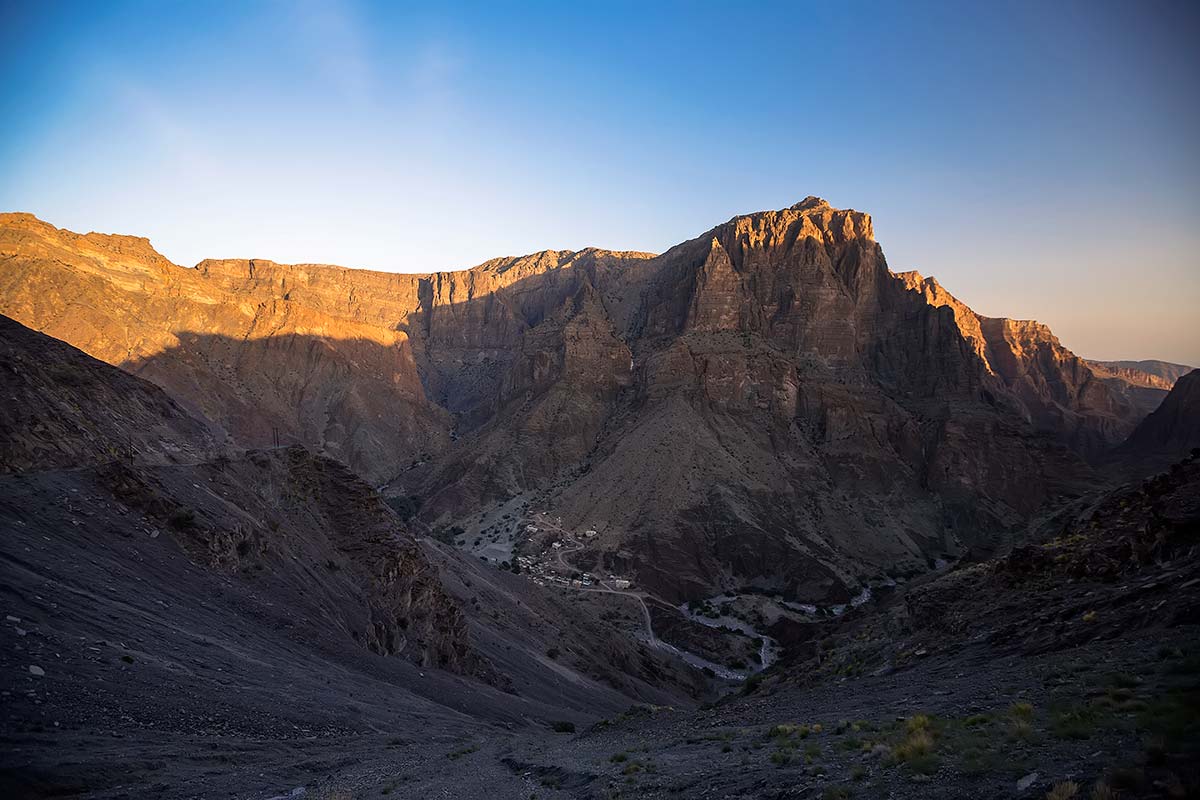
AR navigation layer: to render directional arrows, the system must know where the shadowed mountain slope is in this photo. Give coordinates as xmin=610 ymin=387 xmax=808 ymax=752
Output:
xmin=1117 ymin=368 xmax=1200 ymax=472
xmin=0 ymin=314 xmax=222 ymax=472
xmin=0 ymin=311 xmax=707 ymax=798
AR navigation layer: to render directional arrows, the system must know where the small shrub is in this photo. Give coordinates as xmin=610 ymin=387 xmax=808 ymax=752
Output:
xmin=1009 ymin=702 xmax=1035 ymax=720
xmin=823 ymin=787 xmax=852 ymax=800
xmin=610 ymin=752 xmax=628 ymax=763
xmin=1088 ymin=780 xmax=1118 ymax=800
xmin=850 ymin=765 xmax=867 ymax=781
xmin=1050 ymin=708 xmax=1095 ymax=740
xmin=1046 ymin=781 xmax=1080 ymax=800
xmin=550 ymin=720 xmax=575 ymax=733
xmin=1009 ymin=718 xmax=1036 ymax=741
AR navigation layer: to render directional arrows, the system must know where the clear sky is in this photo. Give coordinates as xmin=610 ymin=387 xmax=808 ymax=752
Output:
xmin=1 ymin=0 xmax=1197 ymax=364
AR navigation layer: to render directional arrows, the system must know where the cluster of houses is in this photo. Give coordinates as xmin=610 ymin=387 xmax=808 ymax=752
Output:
xmin=511 ymin=524 xmax=634 ymax=593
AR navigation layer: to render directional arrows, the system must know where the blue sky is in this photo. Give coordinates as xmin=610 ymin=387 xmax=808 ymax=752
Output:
xmin=1 ymin=0 xmax=1197 ymax=363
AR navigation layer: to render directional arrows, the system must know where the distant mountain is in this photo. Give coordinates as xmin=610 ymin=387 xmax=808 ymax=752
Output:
xmin=1118 ymin=368 xmax=1200 ymax=470
xmin=0 ymin=201 xmax=1172 ymax=606
xmin=1085 ymin=358 xmax=1194 ymax=418
xmin=1089 ymin=359 xmax=1194 ymax=387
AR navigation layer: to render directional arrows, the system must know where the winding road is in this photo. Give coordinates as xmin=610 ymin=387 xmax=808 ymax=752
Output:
xmin=530 ymin=515 xmax=748 ymax=680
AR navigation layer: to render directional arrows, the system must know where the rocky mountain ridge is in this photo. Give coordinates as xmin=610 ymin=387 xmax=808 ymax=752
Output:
xmin=0 ymin=201 xmax=1166 ymax=604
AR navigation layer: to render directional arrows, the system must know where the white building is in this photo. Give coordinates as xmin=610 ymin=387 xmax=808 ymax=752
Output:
xmin=613 ymin=579 xmax=631 ymax=590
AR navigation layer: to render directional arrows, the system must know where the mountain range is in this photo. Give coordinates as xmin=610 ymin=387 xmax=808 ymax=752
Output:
xmin=1 ymin=200 xmax=1192 ymax=607
xmin=1 ymin=200 xmax=1197 ymax=799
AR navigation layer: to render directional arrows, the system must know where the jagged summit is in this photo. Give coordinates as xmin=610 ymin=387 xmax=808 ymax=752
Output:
xmin=790 ymin=195 xmax=832 ymax=211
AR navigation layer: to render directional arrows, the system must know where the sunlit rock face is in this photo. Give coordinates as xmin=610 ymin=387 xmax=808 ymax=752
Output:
xmin=0 ymin=201 xmax=1155 ymax=602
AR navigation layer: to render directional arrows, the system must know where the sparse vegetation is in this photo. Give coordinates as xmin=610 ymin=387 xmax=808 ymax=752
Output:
xmin=1046 ymin=781 xmax=1080 ymax=800
xmin=549 ymin=720 xmax=575 ymax=733
xmin=1050 ymin=706 xmax=1097 ymax=740
xmin=886 ymin=713 xmax=940 ymax=776
xmin=446 ymin=744 xmax=478 ymax=760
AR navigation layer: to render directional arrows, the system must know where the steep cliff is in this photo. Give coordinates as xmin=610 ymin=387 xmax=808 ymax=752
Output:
xmin=897 ymin=272 xmax=1139 ymax=455
xmin=414 ymin=199 xmax=1129 ymax=602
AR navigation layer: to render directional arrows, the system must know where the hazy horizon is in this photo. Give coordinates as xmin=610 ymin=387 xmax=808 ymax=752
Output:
xmin=2 ymin=0 xmax=1197 ymax=364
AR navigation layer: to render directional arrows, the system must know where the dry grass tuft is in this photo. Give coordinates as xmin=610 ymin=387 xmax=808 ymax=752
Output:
xmin=1046 ymin=781 xmax=1080 ymax=800
xmin=1009 ymin=701 xmax=1035 ymax=720
xmin=893 ymin=729 xmax=933 ymax=760
xmin=906 ymin=714 xmax=932 ymax=734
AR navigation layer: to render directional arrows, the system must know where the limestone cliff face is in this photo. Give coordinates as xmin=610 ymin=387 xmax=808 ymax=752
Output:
xmin=0 ymin=215 xmax=447 ymax=483
xmin=896 ymin=272 xmax=1140 ymax=456
xmin=512 ymin=199 xmax=1112 ymax=601
xmin=0 ymin=202 xmax=1160 ymax=604
xmin=0 ymin=212 xmax=650 ymax=483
